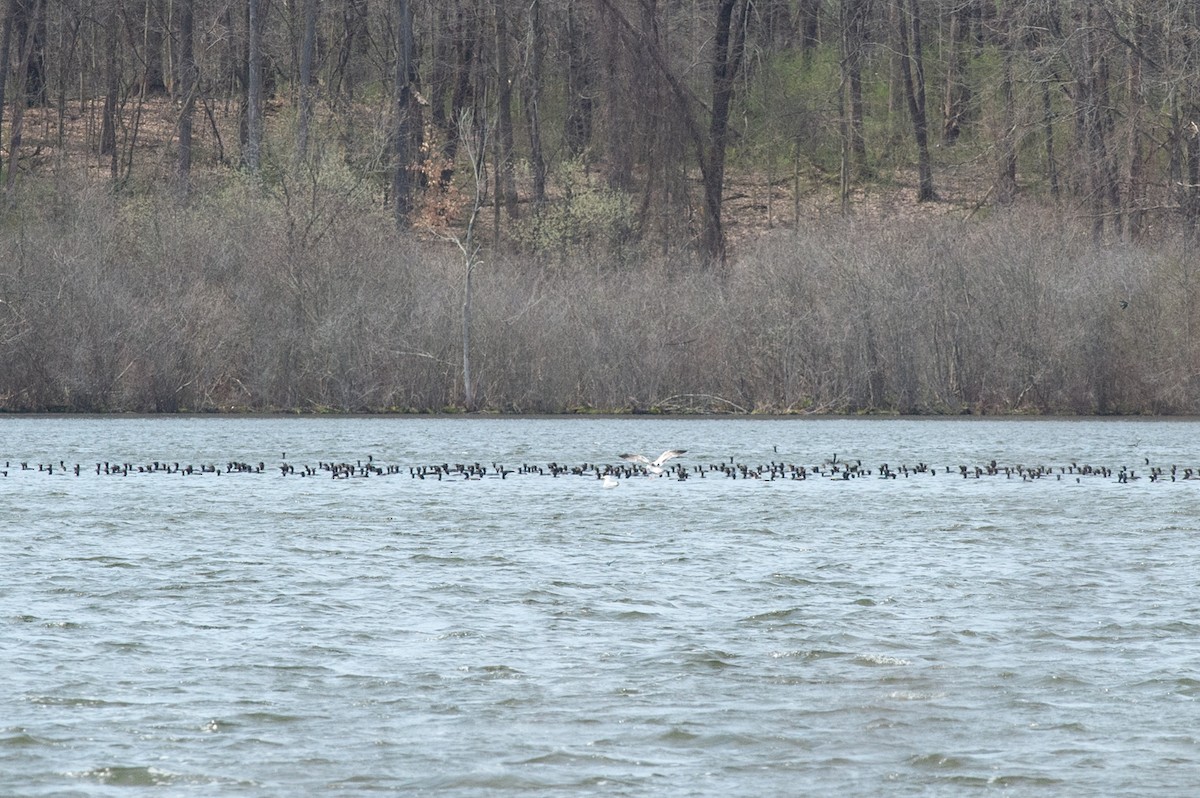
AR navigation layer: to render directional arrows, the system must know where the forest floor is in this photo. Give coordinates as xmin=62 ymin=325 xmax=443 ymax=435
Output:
xmin=7 ymin=93 xmax=1033 ymax=252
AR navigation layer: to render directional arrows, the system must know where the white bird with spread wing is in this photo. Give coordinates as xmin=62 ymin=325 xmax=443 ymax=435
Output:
xmin=619 ymin=449 xmax=687 ymax=476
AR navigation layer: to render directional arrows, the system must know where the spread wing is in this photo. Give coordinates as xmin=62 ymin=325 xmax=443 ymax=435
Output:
xmin=619 ymin=453 xmax=650 ymax=465
xmin=651 ymin=449 xmax=687 ymax=467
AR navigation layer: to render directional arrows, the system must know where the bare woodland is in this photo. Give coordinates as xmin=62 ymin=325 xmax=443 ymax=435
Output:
xmin=1 ymin=0 xmax=1200 ymax=414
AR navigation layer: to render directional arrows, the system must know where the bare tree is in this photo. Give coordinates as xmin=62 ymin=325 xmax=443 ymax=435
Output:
xmin=599 ymin=0 xmax=751 ymax=264
xmin=994 ymin=4 xmax=1017 ymax=206
xmin=942 ymin=0 xmax=973 ymax=146
xmin=295 ymin=0 xmax=317 ymax=167
xmin=140 ymin=0 xmax=167 ymax=95
xmin=245 ymin=0 xmax=264 ymax=175
xmin=1120 ymin=0 xmax=1147 ymax=240
xmin=896 ymin=0 xmax=935 ymax=201
xmin=839 ymin=0 xmax=870 ymax=209
xmin=392 ymin=0 xmax=420 ymax=226
xmin=3 ymin=0 xmax=44 ymax=193
xmin=435 ymin=110 xmax=488 ymax=410
xmin=0 ymin=1 xmax=15 ymax=181
xmin=522 ymin=0 xmax=546 ymax=207
xmin=563 ymin=0 xmax=594 ymax=157
xmin=1069 ymin=2 xmax=1120 ymax=237
xmin=332 ymin=0 xmax=368 ymax=103
xmin=176 ymin=0 xmax=196 ymax=197
xmin=494 ymin=0 xmax=519 ymax=232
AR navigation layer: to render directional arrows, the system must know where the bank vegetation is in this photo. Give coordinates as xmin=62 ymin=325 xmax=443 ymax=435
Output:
xmin=2 ymin=1 xmax=1200 ymax=413
xmin=1 ymin=176 xmax=1196 ymax=414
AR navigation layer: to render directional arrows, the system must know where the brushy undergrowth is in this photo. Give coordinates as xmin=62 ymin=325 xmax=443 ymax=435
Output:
xmin=1 ymin=174 xmax=1197 ymax=414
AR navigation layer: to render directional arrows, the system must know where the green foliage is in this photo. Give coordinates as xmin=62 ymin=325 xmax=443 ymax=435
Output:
xmin=736 ymin=45 xmax=843 ymax=174
xmin=510 ymin=160 xmax=641 ymax=266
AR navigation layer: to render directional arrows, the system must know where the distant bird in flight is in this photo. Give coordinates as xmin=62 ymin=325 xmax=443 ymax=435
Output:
xmin=619 ymin=449 xmax=687 ymax=475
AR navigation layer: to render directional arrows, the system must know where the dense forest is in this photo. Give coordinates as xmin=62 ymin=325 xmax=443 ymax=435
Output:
xmin=1 ymin=0 xmax=1199 ymax=414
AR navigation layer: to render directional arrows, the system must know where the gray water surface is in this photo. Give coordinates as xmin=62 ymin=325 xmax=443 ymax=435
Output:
xmin=3 ymin=417 xmax=1199 ymax=796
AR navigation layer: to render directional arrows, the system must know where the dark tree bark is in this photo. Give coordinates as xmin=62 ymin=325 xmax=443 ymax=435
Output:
xmin=1034 ymin=0 xmax=1061 ymax=198
xmin=246 ymin=0 xmax=264 ymax=174
xmin=392 ymin=0 xmax=420 ymax=226
xmin=141 ymin=0 xmax=167 ymax=95
xmin=4 ymin=0 xmax=44 ymax=191
xmin=897 ymin=0 xmax=935 ymax=201
xmin=995 ymin=5 xmax=1017 ymax=206
xmin=494 ymin=0 xmax=518 ymax=221
xmin=1043 ymin=77 xmax=1060 ymax=198
xmin=430 ymin=0 xmax=455 ymax=161
xmin=1186 ymin=121 xmax=1200 ymax=237
xmin=13 ymin=0 xmax=45 ymax=107
xmin=563 ymin=0 xmax=594 ymax=157
xmin=760 ymin=0 xmax=795 ymax=49
xmin=600 ymin=1 xmax=632 ymax=190
xmin=522 ymin=0 xmax=546 ymax=207
xmin=700 ymin=0 xmax=750 ymax=262
xmin=839 ymin=0 xmax=869 ymax=206
xmin=100 ymin=3 xmax=119 ymax=167
xmin=333 ymin=0 xmax=368 ymax=104
xmin=431 ymin=0 xmax=478 ymax=191
xmin=1123 ymin=3 xmax=1146 ymax=240
xmin=942 ymin=0 xmax=972 ymax=145
xmin=847 ymin=1 xmax=867 ymax=172
xmin=0 ymin=1 xmax=15 ymax=180
xmin=1070 ymin=3 xmax=1119 ymax=237
xmin=798 ymin=0 xmax=821 ymax=63
xmin=598 ymin=0 xmax=749 ymax=264
xmin=176 ymin=0 xmax=196 ymax=196
xmin=295 ymin=0 xmax=317 ymax=166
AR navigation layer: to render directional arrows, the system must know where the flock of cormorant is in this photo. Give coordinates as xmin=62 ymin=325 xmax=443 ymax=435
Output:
xmin=1 ymin=449 xmax=1193 ymax=484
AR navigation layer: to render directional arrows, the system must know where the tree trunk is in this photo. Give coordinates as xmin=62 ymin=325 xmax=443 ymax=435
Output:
xmin=1123 ymin=1 xmax=1145 ymax=240
xmin=296 ymin=0 xmax=317 ymax=167
xmin=495 ymin=0 xmax=519 ymax=221
xmin=699 ymin=0 xmax=749 ymax=264
xmin=433 ymin=0 xmax=477 ymax=191
xmin=897 ymin=0 xmax=935 ymax=201
xmin=838 ymin=0 xmax=853 ymax=211
xmin=522 ymin=0 xmax=546 ymax=207
xmin=761 ymin=0 xmax=794 ymax=49
xmin=1186 ymin=120 xmax=1200 ymax=237
xmin=995 ymin=8 xmax=1017 ymax=206
xmin=847 ymin=1 xmax=867 ymax=173
xmin=246 ymin=0 xmax=264 ymax=174
xmin=392 ymin=0 xmax=419 ymax=226
xmin=839 ymin=0 xmax=868 ymax=191
xmin=596 ymin=0 xmax=746 ymax=264
xmin=942 ymin=0 xmax=971 ymax=145
xmin=430 ymin=1 xmax=454 ymax=166
xmin=142 ymin=0 xmax=167 ymax=95
xmin=798 ymin=0 xmax=820 ymax=64
xmin=564 ymin=0 xmax=594 ymax=157
xmin=1072 ymin=4 xmax=1117 ymax=238
xmin=457 ymin=111 xmax=487 ymax=411
xmin=4 ymin=0 xmax=44 ymax=191
xmin=601 ymin=1 xmax=632 ymax=190
xmin=1043 ymin=77 xmax=1059 ymax=198
xmin=13 ymin=0 xmax=45 ymax=107
xmin=884 ymin=0 xmax=905 ymax=153
xmin=0 ymin=1 xmax=15 ymax=181
xmin=176 ymin=0 xmax=196 ymax=197
xmin=333 ymin=0 xmax=368 ymax=104
xmin=100 ymin=4 xmax=120 ymax=173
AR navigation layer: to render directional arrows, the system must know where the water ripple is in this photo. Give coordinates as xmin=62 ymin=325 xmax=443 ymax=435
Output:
xmin=5 ymin=417 xmax=1200 ymax=796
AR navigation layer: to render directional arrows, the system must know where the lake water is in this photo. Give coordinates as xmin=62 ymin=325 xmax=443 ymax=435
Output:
xmin=3 ymin=416 xmax=1200 ymax=796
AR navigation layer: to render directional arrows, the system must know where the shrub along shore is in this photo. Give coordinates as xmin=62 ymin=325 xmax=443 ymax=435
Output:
xmin=1 ymin=176 xmax=1196 ymax=415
